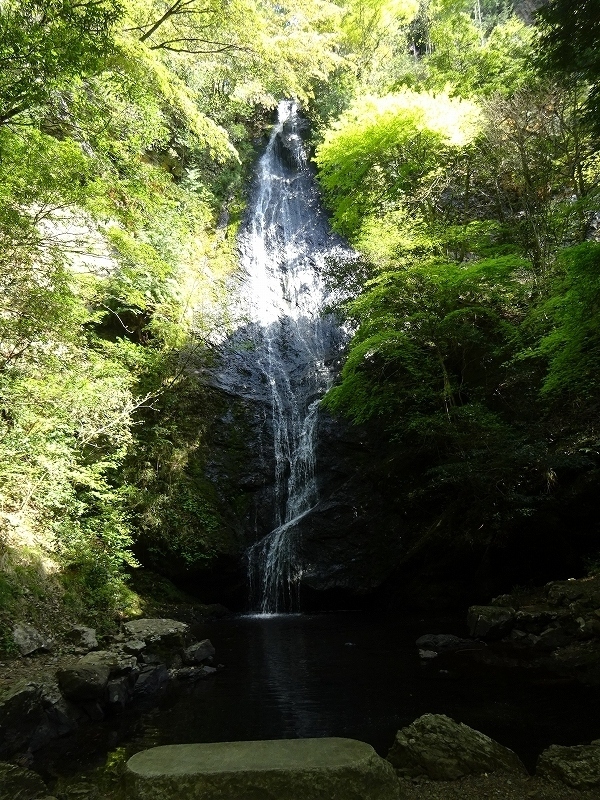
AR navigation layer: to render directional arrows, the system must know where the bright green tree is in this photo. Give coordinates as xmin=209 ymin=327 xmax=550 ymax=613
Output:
xmin=0 ymin=0 xmax=123 ymax=124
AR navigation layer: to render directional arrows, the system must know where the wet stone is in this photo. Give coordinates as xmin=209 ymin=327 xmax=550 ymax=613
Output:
xmin=0 ymin=682 xmax=47 ymax=757
xmin=415 ymin=634 xmax=480 ymax=653
xmin=107 ymin=676 xmax=130 ymax=707
xmin=183 ymin=639 xmax=215 ymax=665
xmin=79 ymin=650 xmax=138 ymax=676
xmin=133 ymin=664 xmax=169 ymax=697
xmin=537 ymin=741 xmax=600 ymax=789
xmin=56 ymin=665 xmax=110 ymax=702
xmin=467 ymin=606 xmax=515 ymax=640
xmin=123 ymin=619 xmax=189 ymax=648
xmin=65 ymin=626 xmax=98 ymax=651
xmin=123 ymin=639 xmax=146 ymax=656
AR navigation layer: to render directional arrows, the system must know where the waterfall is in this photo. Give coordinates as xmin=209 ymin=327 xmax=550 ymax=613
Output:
xmin=227 ymin=100 xmax=349 ymax=614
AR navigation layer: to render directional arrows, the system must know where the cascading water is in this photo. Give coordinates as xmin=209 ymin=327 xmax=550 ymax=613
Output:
xmin=225 ymin=100 xmax=351 ymax=614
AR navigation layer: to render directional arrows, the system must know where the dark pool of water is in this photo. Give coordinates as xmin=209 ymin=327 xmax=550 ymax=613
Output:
xmin=35 ymin=611 xmax=600 ymax=779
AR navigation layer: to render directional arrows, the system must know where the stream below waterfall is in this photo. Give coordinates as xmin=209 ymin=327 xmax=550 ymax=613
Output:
xmin=34 ymin=612 xmax=600 ymax=782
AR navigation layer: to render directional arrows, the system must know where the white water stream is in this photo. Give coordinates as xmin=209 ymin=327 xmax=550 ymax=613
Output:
xmin=236 ymin=101 xmax=349 ymax=614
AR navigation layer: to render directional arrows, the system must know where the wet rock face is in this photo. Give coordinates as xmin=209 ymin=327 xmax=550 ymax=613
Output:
xmin=204 ymin=103 xmax=404 ymax=609
xmin=297 ymin=495 xmax=403 ymax=596
xmin=386 ymin=714 xmax=527 ymax=780
xmin=295 ymin=412 xmax=404 ymax=598
xmin=208 ymin=395 xmax=406 ymax=604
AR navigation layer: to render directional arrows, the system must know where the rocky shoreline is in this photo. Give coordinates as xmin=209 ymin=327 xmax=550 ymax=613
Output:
xmin=413 ymin=573 xmax=600 ymax=688
xmin=1 ymin=573 xmax=600 ymax=798
xmin=466 ymin=574 xmax=600 ymax=686
xmin=0 ymin=617 xmax=223 ymax=765
xmin=2 ymin=712 xmax=600 ymax=799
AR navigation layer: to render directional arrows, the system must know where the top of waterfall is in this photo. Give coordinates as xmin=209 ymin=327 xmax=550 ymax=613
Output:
xmin=276 ymin=99 xmax=307 ymax=171
xmin=277 ymin=99 xmax=298 ymax=122
xmin=231 ymin=96 xmax=354 ymax=334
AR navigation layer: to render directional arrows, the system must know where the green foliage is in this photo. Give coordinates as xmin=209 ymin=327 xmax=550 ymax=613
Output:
xmin=316 ymin=90 xmax=480 ymax=236
xmin=0 ymin=0 xmax=123 ymax=124
xmin=538 ymin=242 xmax=600 ymax=399
xmin=323 ymin=252 xmax=531 ymax=428
xmin=0 ymin=624 xmax=19 ymax=658
xmin=422 ymin=8 xmax=534 ymax=97
xmin=0 ymin=0 xmax=598 ymax=607
xmin=315 ymin=2 xmax=600 ymax=551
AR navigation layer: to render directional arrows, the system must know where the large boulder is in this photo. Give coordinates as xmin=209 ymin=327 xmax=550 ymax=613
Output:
xmin=107 ymin=677 xmax=132 ymax=707
xmin=132 ymin=664 xmax=170 ymax=697
xmin=79 ymin=650 xmax=138 ymax=677
xmin=0 ymin=762 xmax=49 ymax=800
xmin=12 ymin=624 xmax=52 ymax=656
xmin=0 ymin=682 xmax=47 ymax=757
xmin=39 ymin=681 xmax=81 ymax=740
xmin=0 ymin=680 xmax=82 ymax=757
xmin=124 ymin=738 xmax=399 ymax=800
xmin=56 ymin=665 xmax=110 ymax=702
xmin=537 ymin=741 xmax=600 ymax=790
xmin=123 ymin=619 xmax=189 ymax=649
xmin=467 ymin=606 xmax=515 ymax=639
xmin=183 ymin=640 xmax=215 ymax=665
xmin=386 ymin=714 xmax=527 ymax=780
xmin=65 ymin=625 xmax=98 ymax=651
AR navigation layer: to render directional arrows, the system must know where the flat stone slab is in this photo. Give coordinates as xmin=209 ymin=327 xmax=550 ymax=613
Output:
xmin=125 ymin=738 xmax=399 ymax=800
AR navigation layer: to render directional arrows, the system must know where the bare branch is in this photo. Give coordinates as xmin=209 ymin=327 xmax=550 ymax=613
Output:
xmin=149 ymin=38 xmax=250 ymax=54
xmin=138 ymin=0 xmax=201 ymax=42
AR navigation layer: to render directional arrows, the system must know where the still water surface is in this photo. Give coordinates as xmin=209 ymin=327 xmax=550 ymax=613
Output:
xmin=37 ymin=612 xmax=600 ymax=777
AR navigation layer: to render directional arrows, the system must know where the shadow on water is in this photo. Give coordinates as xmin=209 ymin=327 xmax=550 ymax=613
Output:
xmin=35 ymin=611 xmax=600 ymax=780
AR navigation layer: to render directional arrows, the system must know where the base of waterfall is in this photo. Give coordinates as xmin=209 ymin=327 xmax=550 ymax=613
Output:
xmin=124 ymin=738 xmax=400 ymax=800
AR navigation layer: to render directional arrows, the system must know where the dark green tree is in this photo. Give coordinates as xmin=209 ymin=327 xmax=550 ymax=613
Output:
xmin=537 ymin=0 xmax=600 ymax=132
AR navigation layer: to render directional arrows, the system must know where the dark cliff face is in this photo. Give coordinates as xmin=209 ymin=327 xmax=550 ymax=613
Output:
xmin=194 ymin=395 xmax=406 ymax=610
xmin=296 ymin=410 xmax=405 ymax=600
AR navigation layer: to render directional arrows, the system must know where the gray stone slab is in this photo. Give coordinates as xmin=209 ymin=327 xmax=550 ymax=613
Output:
xmin=125 ymin=738 xmax=399 ymax=800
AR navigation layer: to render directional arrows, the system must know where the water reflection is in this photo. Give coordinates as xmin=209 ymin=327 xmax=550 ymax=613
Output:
xmin=34 ymin=612 xmax=600 ymax=781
